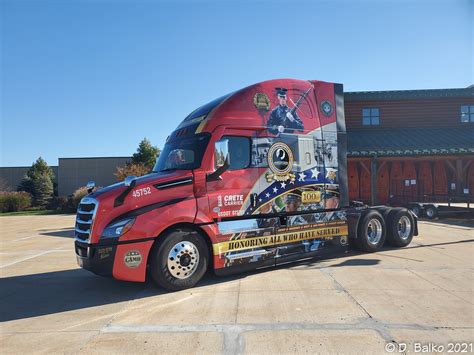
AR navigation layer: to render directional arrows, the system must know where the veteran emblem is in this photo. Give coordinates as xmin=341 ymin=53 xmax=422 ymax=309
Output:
xmin=253 ymin=92 xmax=271 ymax=111
xmin=321 ymin=100 xmax=333 ymax=117
xmin=266 ymin=142 xmax=296 ymax=182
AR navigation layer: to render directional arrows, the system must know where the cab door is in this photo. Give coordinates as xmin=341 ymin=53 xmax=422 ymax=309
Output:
xmin=207 ymin=130 xmax=278 ymax=273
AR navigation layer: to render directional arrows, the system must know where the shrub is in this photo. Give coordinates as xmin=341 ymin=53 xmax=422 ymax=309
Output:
xmin=46 ymin=196 xmax=69 ymax=211
xmin=70 ymin=187 xmax=89 ymax=211
xmin=115 ymin=163 xmax=150 ymax=181
xmin=0 ymin=191 xmax=32 ymax=212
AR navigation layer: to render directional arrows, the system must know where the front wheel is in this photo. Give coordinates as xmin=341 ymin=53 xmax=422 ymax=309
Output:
xmin=149 ymin=228 xmax=209 ymax=291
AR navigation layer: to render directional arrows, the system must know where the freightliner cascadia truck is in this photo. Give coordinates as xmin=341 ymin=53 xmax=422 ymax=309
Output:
xmin=75 ymin=79 xmax=417 ymax=291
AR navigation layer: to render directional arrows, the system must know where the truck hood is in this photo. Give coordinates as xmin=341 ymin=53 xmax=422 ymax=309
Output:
xmin=91 ymin=171 xmax=192 ymax=200
xmin=84 ymin=171 xmax=195 ymax=243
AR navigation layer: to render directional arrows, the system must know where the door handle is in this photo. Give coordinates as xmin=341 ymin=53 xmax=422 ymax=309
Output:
xmin=250 ymin=193 xmax=258 ymax=208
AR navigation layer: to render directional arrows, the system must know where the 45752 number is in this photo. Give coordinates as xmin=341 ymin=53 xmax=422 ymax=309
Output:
xmin=132 ymin=187 xmax=152 ymax=198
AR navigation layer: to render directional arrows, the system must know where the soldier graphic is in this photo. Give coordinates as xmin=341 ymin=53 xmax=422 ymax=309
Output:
xmin=267 ymin=88 xmax=304 ymax=134
xmin=285 ymin=193 xmax=306 ymax=226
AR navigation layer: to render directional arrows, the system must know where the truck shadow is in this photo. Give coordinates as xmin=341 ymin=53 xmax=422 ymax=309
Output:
xmin=0 ymin=258 xmax=353 ymax=322
xmin=2 ymin=238 xmax=472 ymax=322
xmin=0 ymin=268 xmax=151 ymax=322
xmin=0 ymin=268 xmax=254 ymax=322
xmin=39 ymin=228 xmax=75 ymax=238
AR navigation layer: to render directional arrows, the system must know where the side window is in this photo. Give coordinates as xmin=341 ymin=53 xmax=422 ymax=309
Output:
xmin=224 ymin=136 xmax=251 ymax=170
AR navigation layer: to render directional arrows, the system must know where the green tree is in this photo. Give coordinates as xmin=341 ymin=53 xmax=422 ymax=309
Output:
xmin=132 ymin=138 xmax=160 ymax=171
xmin=32 ymin=174 xmax=54 ymax=207
xmin=17 ymin=157 xmax=55 ymax=206
xmin=114 ymin=163 xmax=150 ymax=181
xmin=17 ymin=176 xmax=34 ymax=196
xmin=26 ymin=157 xmax=55 ymax=181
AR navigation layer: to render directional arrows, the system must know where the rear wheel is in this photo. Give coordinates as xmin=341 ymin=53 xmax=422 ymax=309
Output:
xmin=386 ymin=208 xmax=414 ymax=247
xmin=424 ymin=205 xmax=437 ymax=219
xmin=355 ymin=210 xmax=386 ymax=252
xmin=150 ymin=228 xmax=209 ymax=291
xmin=409 ymin=205 xmax=421 ymax=217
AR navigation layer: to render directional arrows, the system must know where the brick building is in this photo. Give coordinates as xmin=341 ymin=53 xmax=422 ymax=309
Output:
xmin=345 ymin=86 xmax=474 ymax=205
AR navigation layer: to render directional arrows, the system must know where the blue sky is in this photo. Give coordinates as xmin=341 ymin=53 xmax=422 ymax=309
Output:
xmin=1 ymin=0 xmax=472 ymax=167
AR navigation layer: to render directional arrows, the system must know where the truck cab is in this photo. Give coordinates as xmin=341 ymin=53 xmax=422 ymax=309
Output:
xmin=75 ymin=79 xmax=417 ymax=291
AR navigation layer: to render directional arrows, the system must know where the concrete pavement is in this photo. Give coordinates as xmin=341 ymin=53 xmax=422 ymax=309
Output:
xmin=0 ymin=215 xmax=473 ymax=354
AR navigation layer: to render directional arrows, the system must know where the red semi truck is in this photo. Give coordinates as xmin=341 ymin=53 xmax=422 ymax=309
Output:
xmin=75 ymin=79 xmax=417 ymax=291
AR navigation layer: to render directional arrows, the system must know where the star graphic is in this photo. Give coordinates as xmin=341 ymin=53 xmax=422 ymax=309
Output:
xmin=311 ymin=168 xmax=320 ymax=179
xmin=290 ymin=180 xmax=295 ymax=185
xmin=273 ymin=187 xmax=278 ymax=194
xmin=258 ymin=198 xmax=263 ymax=203
xmin=298 ymin=172 xmax=306 ymax=182
xmin=280 ymin=182 xmax=286 ymax=189
xmin=265 ymin=193 xmax=270 ymax=198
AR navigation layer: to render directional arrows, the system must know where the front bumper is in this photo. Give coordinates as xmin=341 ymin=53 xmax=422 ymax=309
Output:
xmin=75 ymin=241 xmax=117 ymax=277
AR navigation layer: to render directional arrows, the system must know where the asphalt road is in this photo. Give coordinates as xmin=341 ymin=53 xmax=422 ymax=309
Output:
xmin=0 ymin=215 xmax=473 ymax=354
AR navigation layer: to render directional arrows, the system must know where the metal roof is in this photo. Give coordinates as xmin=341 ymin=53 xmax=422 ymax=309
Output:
xmin=345 ymin=86 xmax=474 ymax=101
xmin=347 ymin=127 xmax=474 ymax=157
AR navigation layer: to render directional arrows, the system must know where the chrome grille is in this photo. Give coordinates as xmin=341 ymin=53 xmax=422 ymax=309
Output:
xmin=75 ymin=197 xmax=98 ymax=242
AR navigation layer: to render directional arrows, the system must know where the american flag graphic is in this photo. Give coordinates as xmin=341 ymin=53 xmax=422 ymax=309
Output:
xmin=244 ymin=166 xmax=338 ymax=215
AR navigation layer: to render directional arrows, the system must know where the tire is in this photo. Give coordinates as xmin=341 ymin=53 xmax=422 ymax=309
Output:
xmin=385 ymin=208 xmax=415 ymax=247
xmin=374 ymin=206 xmax=392 ymax=219
xmin=149 ymin=227 xmax=209 ymax=291
xmin=410 ymin=205 xmax=421 ymax=218
xmin=424 ymin=205 xmax=437 ymax=219
xmin=355 ymin=210 xmax=386 ymax=252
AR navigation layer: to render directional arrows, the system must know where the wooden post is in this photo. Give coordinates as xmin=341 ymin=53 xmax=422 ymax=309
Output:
xmin=371 ymin=156 xmax=377 ymax=206
xmin=456 ymin=159 xmax=463 ymax=199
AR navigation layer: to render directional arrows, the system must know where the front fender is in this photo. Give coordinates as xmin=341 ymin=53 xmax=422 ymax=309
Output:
xmin=109 ymin=196 xmax=198 ymax=282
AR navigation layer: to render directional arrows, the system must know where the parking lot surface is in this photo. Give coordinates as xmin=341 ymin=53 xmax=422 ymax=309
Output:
xmin=0 ymin=215 xmax=473 ymax=354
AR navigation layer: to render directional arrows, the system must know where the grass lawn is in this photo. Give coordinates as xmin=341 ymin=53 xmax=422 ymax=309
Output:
xmin=0 ymin=210 xmax=74 ymax=217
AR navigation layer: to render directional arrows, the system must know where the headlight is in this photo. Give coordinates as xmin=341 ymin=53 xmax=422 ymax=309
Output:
xmin=102 ymin=218 xmax=135 ymax=239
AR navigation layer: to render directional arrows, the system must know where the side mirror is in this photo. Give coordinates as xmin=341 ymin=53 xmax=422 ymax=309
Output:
xmin=86 ymin=181 xmax=96 ymax=194
xmin=207 ymin=139 xmax=230 ymax=182
xmin=124 ymin=175 xmax=137 ymax=187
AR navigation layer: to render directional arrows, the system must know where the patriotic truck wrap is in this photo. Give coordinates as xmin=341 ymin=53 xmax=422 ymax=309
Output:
xmin=74 ymin=79 xmax=418 ymax=291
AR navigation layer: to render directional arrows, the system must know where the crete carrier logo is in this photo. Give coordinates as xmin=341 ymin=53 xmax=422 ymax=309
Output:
xmin=266 ymin=142 xmax=296 ymax=183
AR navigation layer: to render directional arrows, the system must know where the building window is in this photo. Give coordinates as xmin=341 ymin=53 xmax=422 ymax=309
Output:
xmin=362 ymin=108 xmax=380 ymax=125
xmin=461 ymin=105 xmax=474 ymax=123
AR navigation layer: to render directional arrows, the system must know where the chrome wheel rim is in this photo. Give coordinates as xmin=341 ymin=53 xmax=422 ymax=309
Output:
xmin=426 ymin=208 xmax=434 ymax=218
xmin=367 ymin=218 xmax=383 ymax=245
xmin=167 ymin=241 xmax=199 ymax=279
xmin=397 ymin=216 xmax=412 ymax=240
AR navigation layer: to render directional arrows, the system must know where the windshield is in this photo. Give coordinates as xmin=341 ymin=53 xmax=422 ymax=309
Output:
xmin=153 ymin=133 xmax=211 ymax=172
